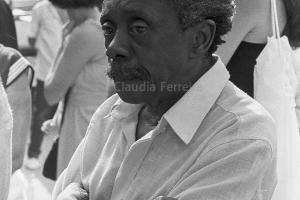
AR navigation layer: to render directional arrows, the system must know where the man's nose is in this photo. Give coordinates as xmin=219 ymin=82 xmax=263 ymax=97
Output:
xmin=106 ymin=31 xmax=130 ymax=61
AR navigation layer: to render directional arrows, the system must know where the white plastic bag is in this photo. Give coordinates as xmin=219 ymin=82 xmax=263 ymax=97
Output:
xmin=254 ymin=0 xmax=300 ymax=199
xmin=291 ymin=48 xmax=300 ymax=128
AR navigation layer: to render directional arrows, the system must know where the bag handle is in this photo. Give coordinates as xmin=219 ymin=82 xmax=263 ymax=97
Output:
xmin=271 ymin=0 xmax=281 ymax=39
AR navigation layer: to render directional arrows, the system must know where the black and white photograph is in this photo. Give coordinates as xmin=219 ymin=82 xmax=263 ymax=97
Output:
xmin=1 ymin=0 xmax=300 ymax=199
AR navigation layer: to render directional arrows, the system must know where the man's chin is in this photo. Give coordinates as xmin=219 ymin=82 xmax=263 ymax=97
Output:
xmin=116 ymin=91 xmax=149 ymax=104
xmin=113 ymin=79 xmax=157 ymax=103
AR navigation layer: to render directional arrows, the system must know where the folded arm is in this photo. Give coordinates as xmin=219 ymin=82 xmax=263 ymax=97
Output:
xmin=168 ymin=139 xmax=275 ymax=200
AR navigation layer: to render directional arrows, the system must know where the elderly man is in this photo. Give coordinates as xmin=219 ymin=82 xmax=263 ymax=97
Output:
xmin=53 ymin=0 xmax=277 ymax=200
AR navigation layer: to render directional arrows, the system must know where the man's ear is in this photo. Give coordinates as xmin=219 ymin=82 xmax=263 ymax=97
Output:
xmin=189 ymin=19 xmax=216 ymax=57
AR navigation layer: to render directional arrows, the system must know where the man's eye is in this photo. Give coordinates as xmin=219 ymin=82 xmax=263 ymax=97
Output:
xmin=129 ymin=23 xmax=148 ymax=35
xmin=102 ymin=23 xmax=115 ymax=35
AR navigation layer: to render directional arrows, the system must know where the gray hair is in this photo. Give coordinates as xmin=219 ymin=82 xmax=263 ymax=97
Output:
xmin=169 ymin=0 xmax=236 ymax=53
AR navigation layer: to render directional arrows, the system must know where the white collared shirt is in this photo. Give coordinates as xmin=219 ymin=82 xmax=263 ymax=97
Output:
xmin=28 ymin=0 xmax=64 ymax=81
xmin=53 ymin=58 xmax=277 ymax=200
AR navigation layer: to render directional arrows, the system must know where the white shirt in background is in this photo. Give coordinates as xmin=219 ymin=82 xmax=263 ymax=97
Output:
xmin=28 ymin=0 xmax=65 ymax=81
xmin=0 ymin=77 xmax=12 ymax=200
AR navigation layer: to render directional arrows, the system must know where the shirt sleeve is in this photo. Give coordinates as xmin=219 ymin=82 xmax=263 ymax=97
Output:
xmin=168 ymin=139 xmax=276 ymax=200
xmin=0 ymin=47 xmax=33 ymax=88
xmin=52 ymin=96 xmax=118 ymax=199
xmin=6 ymin=56 xmax=34 ymax=88
xmin=52 ymin=138 xmax=85 ymax=200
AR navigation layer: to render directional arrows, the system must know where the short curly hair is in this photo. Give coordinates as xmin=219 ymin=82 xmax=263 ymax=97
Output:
xmin=169 ymin=0 xmax=236 ymax=54
xmin=48 ymin=0 xmax=100 ymax=9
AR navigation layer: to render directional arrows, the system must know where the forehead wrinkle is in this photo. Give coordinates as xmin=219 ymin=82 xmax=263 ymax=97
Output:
xmin=101 ymin=0 xmax=126 ymax=16
xmin=121 ymin=0 xmax=169 ymax=18
xmin=102 ymin=0 xmax=168 ymax=21
xmin=122 ymin=8 xmax=157 ymax=22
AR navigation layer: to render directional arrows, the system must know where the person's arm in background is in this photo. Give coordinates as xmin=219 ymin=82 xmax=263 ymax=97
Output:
xmin=216 ymin=0 xmax=286 ymax=65
xmin=216 ymin=0 xmax=260 ymax=65
xmin=44 ymin=24 xmax=101 ymax=105
xmin=6 ymin=71 xmax=32 ymax=173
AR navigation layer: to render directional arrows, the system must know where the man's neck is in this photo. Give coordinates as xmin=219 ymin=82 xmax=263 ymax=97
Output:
xmin=135 ymin=55 xmax=217 ymax=140
xmin=146 ymin=56 xmax=216 ymax=118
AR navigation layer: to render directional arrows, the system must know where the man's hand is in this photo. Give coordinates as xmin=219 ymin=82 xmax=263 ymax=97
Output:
xmin=57 ymin=183 xmax=88 ymax=200
xmin=153 ymin=196 xmax=178 ymax=200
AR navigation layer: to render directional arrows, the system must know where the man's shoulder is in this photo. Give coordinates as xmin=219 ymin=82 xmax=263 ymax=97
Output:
xmin=94 ymin=94 xmax=119 ymax=116
xmin=87 ymin=94 xmax=120 ymax=127
xmin=76 ymin=94 xmax=120 ymax=173
xmin=209 ymin=81 xmax=276 ymax=150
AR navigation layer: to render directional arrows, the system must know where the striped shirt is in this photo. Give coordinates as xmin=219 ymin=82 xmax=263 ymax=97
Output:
xmin=0 ymin=44 xmax=33 ymax=88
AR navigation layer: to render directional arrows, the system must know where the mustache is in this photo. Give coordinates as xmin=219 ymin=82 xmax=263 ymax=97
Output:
xmin=107 ymin=62 xmax=151 ymax=81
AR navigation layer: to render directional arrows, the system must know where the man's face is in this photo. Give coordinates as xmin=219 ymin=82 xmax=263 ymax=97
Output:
xmin=101 ymin=0 xmax=192 ymax=104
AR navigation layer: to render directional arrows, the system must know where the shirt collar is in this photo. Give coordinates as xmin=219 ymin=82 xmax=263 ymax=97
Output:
xmin=105 ymin=98 xmax=143 ymax=120
xmin=163 ymin=57 xmax=229 ymax=144
xmin=107 ymin=57 xmax=229 ymax=144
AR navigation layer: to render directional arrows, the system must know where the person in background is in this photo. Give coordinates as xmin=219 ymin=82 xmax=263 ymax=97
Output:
xmin=0 ymin=76 xmax=13 ymax=200
xmin=216 ymin=0 xmax=287 ymax=97
xmin=52 ymin=0 xmax=277 ymax=199
xmin=44 ymin=0 xmax=108 ymax=178
xmin=0 ymin=0 xmax=18 ymax=49
xmin=216 ymin=1 xmax=300 ymax=199
xmin=0 ymin=44 xmax=33 ymax=173
xmin=25 ymin=0 xmax=68 ymax=170
xmin=282 ymin=0 xmax=300 ymax=48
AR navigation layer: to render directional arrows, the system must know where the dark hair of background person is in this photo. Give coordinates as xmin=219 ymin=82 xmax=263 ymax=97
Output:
xmin=0 ymin=0 xmax=18 ymax=49
xmin=283 ymin=0 xmax=300 ymax=48
xmin=48 ymin=0 xmax=100 ymax=9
